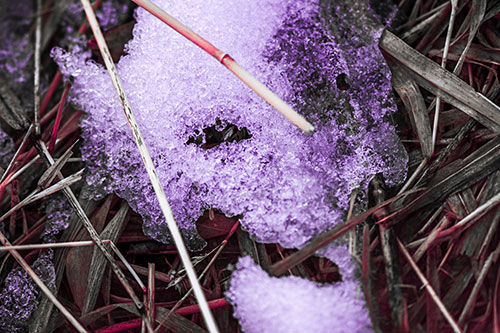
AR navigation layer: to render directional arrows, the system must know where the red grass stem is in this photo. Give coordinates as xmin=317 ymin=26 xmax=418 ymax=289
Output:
xmin=96 ymin=299 xmax=230 ymax=333
xmin=48 ymin=83 xmax=71 ymax=154
xmin=40 ymin=72 xmax=62 ymax=117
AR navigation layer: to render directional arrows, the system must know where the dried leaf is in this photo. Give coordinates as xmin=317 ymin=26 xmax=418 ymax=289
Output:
xmin=0 ymin=74 xmax=29 ymax=130
xmin=453 ymin=0 xmax=487 ymax=74
xmin=390 ymin=63 xmax=432 ymax=158
xmin=83 ymin=201 xmax=130 ymax=314
xmin=380 ymin=30 xmax=500 ymax=132
xmin=65 ymin=195 xmax=114 ymax=311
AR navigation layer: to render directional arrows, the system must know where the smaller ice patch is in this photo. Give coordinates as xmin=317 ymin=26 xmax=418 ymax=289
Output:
xmin=226 ymin=255 xmax=372 ymax=333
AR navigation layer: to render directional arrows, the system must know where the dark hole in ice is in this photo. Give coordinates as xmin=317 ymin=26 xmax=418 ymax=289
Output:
xmin=335 ymin=73 xmax=350 ymax=91
xmin=187 ymin=122 xmax=252 ymax=149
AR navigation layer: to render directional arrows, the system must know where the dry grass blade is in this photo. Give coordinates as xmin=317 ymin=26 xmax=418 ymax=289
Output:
xmin=458 ymin=240 xmax=500 ymax=325
xmin=400 ymin=2 xmax=447 ymax=43
xmin=411 ymin=216 xmax=449 ymax=263
xmin=380 ymin=30 xmax=500 ymax=132
xmin=396 ymin=237 xmax=462 ymax=333
xmin=130 ymin=0 xmax=314 ymax=134
xmin=82 ymin=201 xmax=130 ymax=314
xmin=0 ymin=75 xmax=30 ymax=130
xmin=78 ymin=0 xmax=218 ymax=331
xmin=371 ymin=177 xmax=405 ymax=330
xmin=40 ymin=0 xmax=72 ymax=51
xmin=437 ymin=190 xmax=500 ymax=239
xmin=0 ymin=230 xmax=87 ymax=332
xmin=429 ymin=41 xmax=500 ymax=66
xmin=0 ymin=169 xmax=83 ymax=223
xmin=49 ymin=82 xmax=71 ymax=153
xmin=397 ymin=158 xmax=427 ymax=195
xmin=77 ymin=302 xmax=207 ymax=332
xmin=108 ymin=241 xmax=146 ymax=290
xmin=156 ymin=221 xmax=238 ymax=332
xmin=483 ymin=2 xmax=500 ymax=23
xmin=387 ymin=137 xmax=500 ymax=220
xmin=423 ymin=118 xmax=476 ymax=177
xmin=24 ymin=169 xmax=83 ymax=205
xmin=0 ymin=124 xmax=33 ymax=183
xmin=30 ymin=140 xmax=147 ymax=324
xmin=452 ymin=0 xmax=487 ymax=74
xmin=116 ymin=261 xmax=170 ymax=283
xmin=391 ymin=65 xmax=432 ymax=158
xmin=28 ymin=187 xmax=100 ymax=332
xmin=37 ymin=141 xmax=76 ymax=190
xmin=1 ymin=155 xmax=39 ymax=190
xmin=431 ymin=0 xmax=457 ymax=153
xmin=269 ymin=188 xmax=422 ymax=276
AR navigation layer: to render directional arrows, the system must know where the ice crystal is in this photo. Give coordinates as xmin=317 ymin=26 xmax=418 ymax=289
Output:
xmin=42 ymin=194 xmax=73 ymax=242
xmin=53 ymin=0 xmax=407 ymax=249
xmin=226 ymin=255 xmax=371 ymax=333
xmin=0 ymin=0 xmax=33 ymax=86
xmin=0 ymin=252 xmax=56 ymax=332
xmin=63 ymin=0 xmax=132 ymax=35
xmin=0 ymin=128 xmax=14 ymax=169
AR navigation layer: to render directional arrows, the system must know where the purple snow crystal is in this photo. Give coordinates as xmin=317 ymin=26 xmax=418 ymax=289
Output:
xmin=0 ymin=252 xmax=56 ymax=332
xmin=63 ymin=0 xmax=132 ymax=35
xmin=0 ymin=128 xmax=14 ymax=169
xmin=0 ymin=0 xmax=33 ymax=86
xmin=42 ymin=194 xmax=73 ymax=242
xmin=226 ymin=255 xmax=372 ymax=333
xmin=53 ymin=0 xmax=407 ymax=249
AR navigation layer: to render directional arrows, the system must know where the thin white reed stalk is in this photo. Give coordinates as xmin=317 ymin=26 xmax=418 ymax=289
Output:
xmin=2 ymin=154 xmax=40 ymax=187
xmin=108 ymin=241 xmax=146 ymax=291
xmin=396 ymin=237 xmax=462 ymax=333
xmin=0 ymin=231 xmax=87 ymax=332
xmin=78 ymin=1 xmax=219 ymax=332
xmin=0 ymin=169 xmax=83 ymax=223
xmin=0 ymin=240 xmax=112 ymax=251
xmin=431 ymin=0 xmax=457 ymax=152
xmin=34 ymin=0 xmax=42 ymax=135
xmin=130 ymin=0 xmax=314 ymax=134
xmin=35 ymin=140 xmax=148 ymax=325
xmin=453 ymin=191 xmax=500 ymax=229
xmin=155 ymin=241 xmax=228 ymax=332
xmin=397 ymin=158 xmax=427 ymax=195
xmin=458 ymin=240 xmax=500 ymax=324
xmin=147 ymin=263 xmax=156 ymax=330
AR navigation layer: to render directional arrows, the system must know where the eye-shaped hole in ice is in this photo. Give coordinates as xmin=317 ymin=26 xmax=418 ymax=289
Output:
xmin=335 ymin=73 xmax=350 ymax=91
xmin=186 ymin=120 xmax=252 ymax=149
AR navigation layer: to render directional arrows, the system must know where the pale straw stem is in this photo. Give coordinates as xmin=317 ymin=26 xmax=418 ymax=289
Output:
xmin=431 ymin=0 xmax=458 ymax=152
xmin=79 ymin=0 xmax=218 ymax=331
xmin=396 ymin=237 xmax=462 ymax=333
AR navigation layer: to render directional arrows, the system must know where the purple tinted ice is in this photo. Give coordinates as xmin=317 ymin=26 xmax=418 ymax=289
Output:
xmin=0 ymin=252 xmax=56 ymax=332
xmin=226 ymin=255 xmax=372 ymax=333
xmin=53 ymin=0 xmax=407 ymax=249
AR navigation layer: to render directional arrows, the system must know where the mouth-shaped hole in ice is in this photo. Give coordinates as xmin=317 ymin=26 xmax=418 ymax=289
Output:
xmin=187 ymin=121 xmax=252 ymax=149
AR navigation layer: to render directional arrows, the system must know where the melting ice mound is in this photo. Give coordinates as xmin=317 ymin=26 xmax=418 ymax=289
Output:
xmin=53 ymin=0 xmax=407 ymax=249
